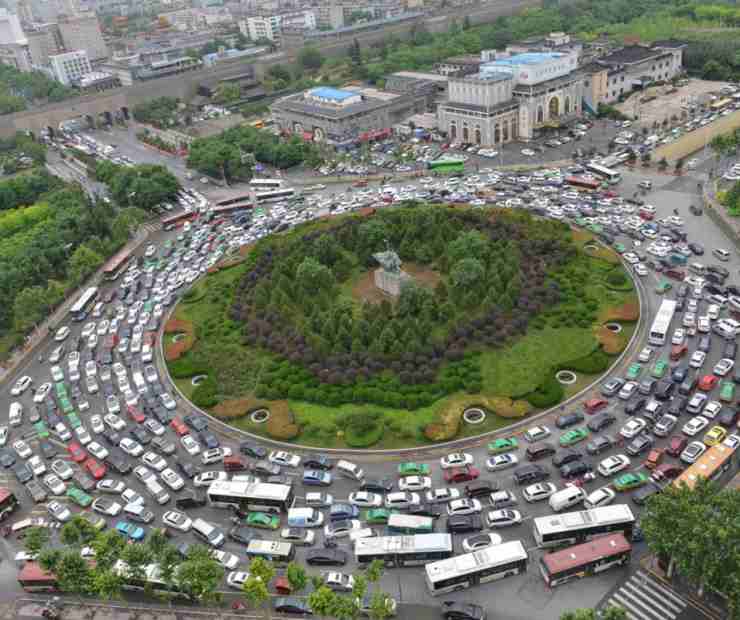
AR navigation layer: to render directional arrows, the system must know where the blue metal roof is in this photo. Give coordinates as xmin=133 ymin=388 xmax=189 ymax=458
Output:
xmin=309 ymin=87 xmax=357 ymax=102
xmin=489 ymin=52 xmax=564 ymax=66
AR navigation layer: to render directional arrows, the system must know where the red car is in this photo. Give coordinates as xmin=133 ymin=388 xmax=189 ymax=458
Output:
xmin=84 ymin=457 xmax=106 ymax=480
xmin=170 ymin=416 xmax=189 ymax=436
xmin=664 ymin=269 xmax=685 ymax=281
xmin=67 ymin=441 xmax=86 ymax=463
xmin=698 ymin=375 xmax=719 ymax=391
xmin=651 ymin=462 xmax=684 ymax=481
xmin=127 ymin=405 xmax=146 ymax=424
xmin=443 ymin=466 xmax=480 ymax=484
xmin=666 ymin=435 xmax=688 ymax=457
xmin=584 ymin=398 xmax=608 ymax=415
xmin=670 ymin=343 xmax=688 ymax=361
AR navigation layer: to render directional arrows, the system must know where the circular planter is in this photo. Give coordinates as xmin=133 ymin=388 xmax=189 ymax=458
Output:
xmin=605 ymin=322 xmax=623 ymax=333
xmin=191 ymin=374 xmax=207 ymax=386
xmin=250 ymin=408 xmax=270 ymax=424
xmin=583 ymin=243 xmax=599 ymax=253
xmin=556 ymin=370 xmax=578 ymax=385
xmin=172 ymin=333 xmax=186 ymax=342
xmin=463 ymin=408 xmax=487 ymax=425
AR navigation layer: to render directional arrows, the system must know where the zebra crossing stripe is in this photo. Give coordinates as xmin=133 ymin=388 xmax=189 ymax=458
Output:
xmin=636 ymin=571 xmax=688 ymax=609
xmin=621 ymin=582 xmax=679 ymax=620
xmin=636 ymin=579 xmax=686 ymax=614
xmin=609 ymin=593 xmax=656 ymax=620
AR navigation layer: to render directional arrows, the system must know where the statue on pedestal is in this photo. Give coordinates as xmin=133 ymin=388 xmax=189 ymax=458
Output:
xmin=373 ymin=241 xmax=410 ymax=297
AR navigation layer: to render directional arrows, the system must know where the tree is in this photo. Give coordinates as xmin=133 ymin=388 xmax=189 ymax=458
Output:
xmin=91 ymin=569 xmax=124 ymax=601
xmin=68 ymin=243 xmax=103 ymax=286
xmin=242 ymin=574 xmax=270 ymax=610
xmin=450 ymin=257 xmax=485 ymax=291
xmin=121 ymin=543 xmax=154 ymax=584
xmin=286 ymin=561 xmax=307 ymax=592
xmin=308 ymin=585 xmax=338 ymax=619
xmin=298 ymin=46 xmax=324 ymax=71
xmin=658 ymin=157 xmax=668 ymax=171
xmin=55 ymin=551 xmax=93 ymax=599
xmin=60 ymin=515 xmax=97 ymax=548
xmin=560 ymin=607 xmax=627 ymax=620
xmin=24 ymin=526 xmax=49 ymax=556
xmin=215 ymin=83 xmax=241 ymax=104
xmin=177 ymin=545 xmax=224 ymax=604
xmin=90 ymin=529 xmax=127 ymax=571
xmin=368 ymin=591 xmax=395 ymax=620
xmin=350 ymin=39 xmax=362 ymax=65
xmin=675 ymin=158 xmax=684 ymax=174
xmin=248 ymin=556 xmax=275 ymax=584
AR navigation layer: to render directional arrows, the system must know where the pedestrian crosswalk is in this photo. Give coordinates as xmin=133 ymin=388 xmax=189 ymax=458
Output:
xmin=603 ymin=570 xmax=687 ymax=620
xmin=142 ymin=222 xmax=162 ymax=235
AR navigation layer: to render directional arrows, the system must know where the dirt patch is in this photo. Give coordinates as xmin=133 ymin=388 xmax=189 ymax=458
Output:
xmin=351 ymin=262 xmax=442 ymax=304
xmin=600 ymin=299 xmax=640 ymax=322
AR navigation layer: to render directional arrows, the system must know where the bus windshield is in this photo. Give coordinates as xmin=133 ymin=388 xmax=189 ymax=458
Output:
xmin=69 ymin=287 xmax=99 ymax=321
xmin=649 ymin=299 xmax=677 ymax=346
xmin=585 ymin=163 xmax=621 ymax=184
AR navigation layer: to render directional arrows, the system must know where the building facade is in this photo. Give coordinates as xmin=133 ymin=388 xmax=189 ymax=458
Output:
xmin=25 ymin=25 xmax=60 ymax=67
xmin=49 ymin=48 xmax=90 ymax=84
xmin=57 ymin=11 xmax=107 ymax=62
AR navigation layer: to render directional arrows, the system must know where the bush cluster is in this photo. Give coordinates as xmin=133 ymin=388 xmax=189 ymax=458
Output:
xmin=525 ymin=372 xmax=566 ymax=408
xmin=191 ymin=375 xmax=218 ymax=408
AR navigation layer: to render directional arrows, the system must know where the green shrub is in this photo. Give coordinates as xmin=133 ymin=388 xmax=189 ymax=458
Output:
xmin=168 ymin=354 xmax=209 ymax=379
xmin=525 ymin=371 xmax=565 ymax=409
xmin=191 ymin=376 xmax=218 ymax=408
xmin=345 ymin=421 xmax=384 ymax=447
xmin=561 ymin=348 xmax=610 ymax=374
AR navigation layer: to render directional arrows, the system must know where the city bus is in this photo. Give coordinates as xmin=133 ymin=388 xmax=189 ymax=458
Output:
xmin=0 ymin=488 xmax=19 ymax=521
xmin=585 ymin=162 xmax=622 ymax=184
xmin=539 ymin=533 xmax=632 ymax=587
xmin=673 ymin=443 xmax=737 ymax=491
xmin=565 ymin=176 xmax=602 ymax=191
xmin=161 ymin=211 xmax=197 ymax=228
xmin=245 ymin=540 xmax=295 ymax=564
xmin=355 ymin=534 xmax=453 ymax=567
xmin=710 ymin=98 xmax=732 ymax=112
xmin=102 ymin=246 xmax=135 ymax=281
xmin=648 ymin=299 xmax=678 ymax=346
xmin=249 ymin=178 xmax=283 ymax=190
xmin=427 ymin=158 xmax=465 ymax=174
xmin=533 ymin=505 xmax=635 ymax=548
xmin=386 ymin=514 xmax=435 ymax=535
xmin=424 ymin=540 xmax=528 ymax=595
xmin=215 ymin=194 xmax=251 ymax=207
xmin=113 ymin=560 xmax=187 ymax=597
xmin=255 ymin=188 xmax=296 ymax=203
xmin=206 ymin=480 xmax=294 ymax=513
xmin=69 ymin=287 xmax=99 ymax=322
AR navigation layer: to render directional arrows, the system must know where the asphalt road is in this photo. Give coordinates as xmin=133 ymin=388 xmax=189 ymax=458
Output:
xmin=0 ymin=131 xmax=734 ymax=620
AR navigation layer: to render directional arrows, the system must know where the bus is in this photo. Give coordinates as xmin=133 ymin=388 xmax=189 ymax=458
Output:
xmin=256 ymin=188 xmax=296 ymax=203
xmin=424 ymin=540 xmax=528 ymax=595
xmin=533 ymin=505 xmax=635 ymax=548
xmin=565 ymin=176 xmax=602 ymax=191
xmin=102 ymin=246 xmax=135 ymax=281
xmin=386 ymin=514 xmax=435 ymax=535
xmin=0 ymin=488 xmax=19 ymax=521
xmin=427 ymin=158 xmax=465 ymax=174
xmin=539 ymin=533 xmax=632 ymax=587
xmin=710 ymin=98 xmax=732 ymax=112
xmin=215 ymin=194 xmax=251 ymax=207
xmin=249 ymin=178 xmax=283 ymax=190
xmin=113 ymin=560 xmax=187 ymax=597
xmin=69 ymin=287 xmax=99 ymax=322
xmin=673 ymin=443 xmax=737 ymax=491
xmin=161 ymin=211 xmax=196 ymax=228
xmin=250 ymin=120 xmax=265 ymax=129
xmin=210 ymin=203 xmax=253 ymax=219
xmin=648 ymin=299 xmax=678 ymax=346
xmin=206 ymin=480 xmax=293 ymax=513
xmin=355 ymin=534 xmax=453 ymax=567
xmin=17 ymin=562 xmax=57 ymax=592
xmin=585 ymin=162 xmax=622 ymax=184
xmin=246 ymin=540 xmax=295 ymax=564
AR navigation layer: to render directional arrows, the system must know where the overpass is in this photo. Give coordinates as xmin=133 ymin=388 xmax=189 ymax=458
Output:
xmin=0 ymin=0 xmax=542 ymax=139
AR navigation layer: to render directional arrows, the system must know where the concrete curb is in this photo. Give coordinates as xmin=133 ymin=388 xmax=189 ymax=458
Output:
xmin=158 ymin=230 xmax=647 ymax=459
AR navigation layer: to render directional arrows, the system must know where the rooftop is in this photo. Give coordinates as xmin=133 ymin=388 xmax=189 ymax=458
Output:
xmin=439 ymin=54 xmax=482 ymax=65
xmin=488 ymin=52 xmax=566 ymax=66
xmin=391 ymin=71 xmax=449 ymax=83
xmin=599 ymin=45 xmax=668 ymax=65
xmin=469 ymin=70 xmax=512 ymax=83
xmin=650 ymin=40 xmax=687 ymax=49
xmin=308 ymin=87 xmax=358 ymax=102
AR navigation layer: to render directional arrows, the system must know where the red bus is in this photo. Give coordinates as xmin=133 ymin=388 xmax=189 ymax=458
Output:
xmin=18 ymin=562 xmax=57 ymax=592
xmin=211 ymin=203 xmax=252 ymax=217
xmin=565 ymin=176 xmax=602 ymax=191
xmin=161 ymin=211 xmax=197 ymax=228
xmin=102 ymin=247 xmax=135 ymax=281
xmin=0 ymin=488 xmax=19 ymax=521
xmin=539 ymin=533 xmax=632 ymax=587
xmin=216 ymin=194 xmax=251 ymax=207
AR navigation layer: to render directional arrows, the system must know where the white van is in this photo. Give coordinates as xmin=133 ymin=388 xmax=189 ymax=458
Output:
xmin=192 ymin=518 xmax=224 ymax=547
xmin=714 ymin=318 xmax=740 ymax=339
xmin=336 ymin=459 xmax=364 ymax=481
xmin=713 ymin=248 xmax=731 ymax=262
xmin=287 ymin=507 xmax=324 ymax=528
xmin=132 ymin=372 xmax=148 ymax=395
xmin=548 ymin=486 xmax=586 ymax=512
xmin=9 ymin=402 xmax=23 ymax=427
xmin=689 ymin=262 xmax=706 ymax=276
xmin=123 ymin=503 xmax=154 ymax=523
xmin=145 ymin=480 xmax=170 ymax=505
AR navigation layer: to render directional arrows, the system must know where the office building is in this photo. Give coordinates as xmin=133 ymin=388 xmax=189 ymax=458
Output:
xmin=0 ymin=8 xmax=30 ymax=70
xmin=240 ymin=10 xmax=315 ymax=43
xmin=49 ymin=48 xmax=90 ymax=84
xmin=57 ymin=11 xmax=107 ymax=62
xmin=25 ymin=24 xmax=61 ymax=67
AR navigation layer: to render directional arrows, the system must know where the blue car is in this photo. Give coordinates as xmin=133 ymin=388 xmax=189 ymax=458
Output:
xmin=302 ymin=469 xmax=332 ymax=487
xmin=115 ymin=520 xmax=145 ymax=541
xmin=329 ymin=503 xmax=359 ymax=521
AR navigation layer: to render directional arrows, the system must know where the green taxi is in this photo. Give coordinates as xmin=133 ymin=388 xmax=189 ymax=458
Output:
xmin=246 ymin=512 xmax=280 ymax=530
xmin=59 ymin=397 xmax=73 ymax=414
xmin=366 ymin=509 xmax=392 ymax=525
xmin=720 ymin=380 xmax=735 ymax=403
xmin=487 ymin=437 xmax=519 ymax=455
xmin=625 ymin=363 xmax=643 ymax=381
xmin=559 ymin=428 xmax=589 ymax=447
xmin=655 ymin=280 xmax=672 ymax=294
xmin=650 ymin=359 xmax=669 ymax=379
xmin=67 ymin=486 xmax=93 ymax=507
xmin=613 ymin=472 xmax=649 ymax=492
xmin=33 ymin=421 xmax=49 ymax=439
xmin=397 ymin=462 xmax=430 ymax=477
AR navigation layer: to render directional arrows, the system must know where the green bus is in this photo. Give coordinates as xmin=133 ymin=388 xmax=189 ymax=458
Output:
xmin=427 ymin=158 xmax=465 ymax=174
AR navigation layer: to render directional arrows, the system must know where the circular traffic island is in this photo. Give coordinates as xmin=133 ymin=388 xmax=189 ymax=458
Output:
xmin=165 ymin=205 xmax=639 ymax=449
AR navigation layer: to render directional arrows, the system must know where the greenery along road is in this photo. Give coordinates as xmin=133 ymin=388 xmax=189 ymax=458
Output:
xmin=166 ymin=205 xmax=637 ymax=450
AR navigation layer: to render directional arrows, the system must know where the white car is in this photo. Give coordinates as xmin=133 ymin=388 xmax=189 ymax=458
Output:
xmin=681 ymin=441 xmax=707 ymax=464
xmin=637 ymin=347 xmax=653 ymax=363
xmin=683 ymin=312 xmax=697 ymax=329
xmin=43 ymin=473 xmax=66 ymax=495
xmin=92 ymin=497 xmax=122 ymax=517
xmin=399 ymin=476 xmax=432 ymax=491
xmin=181 ymin=435 xmax=201 ymax=455
xmin=384 ymin=492 xmax=420 ymax=509
xmin=86 ymin=376 xmax=99 ymax=394
xmin=103 ymin=413 xmax=125 ymax=431
xmin=50 ymin=459 xmax=73 ymax=480
xmin=713 ymin=358 xmax=734 ymax=377
xmin=27 ymin=455 xmax=46 ymax=476
xmin=75 ymin=426 xmax=92 ymax=445
xmin=50 ymin=365 xmax=64 ymax=382
xmin=348 ymin=491 xmax=383 ymax=508
xmin=160 ymin=393 xmax=176 ymax=410
xmin=145 ymin=244 xmax=156 ymax=258
xmin=633 ymin=263 xmax=647 ymax=277
xmin=112 ymin=362 xmax=127 ymax=380
xmin=620 ymin=418 xmax=647 ymax=439
xmin=144 ymin=419 xmax=165 ymax=436
xmin=522 ymin=482 xmax=557 ymax=503
xmin=268 ymin=451 xmax=301 ymax=468
xmin=142 ymin=452 xmax=167 ymax=472
xmin=212 ymin=550 xmax=240 ymax=570
xmin=121 ymin=488 xmax=145 ymax=506
xmin=485 ymin=454 xmax=519 ymax=471
xmin=54 ymin=326 xmax=70 ymax=341
xmin=697 ymin=316 xmax=711 ymax=333
xmin=10 ymin=376 xmax=32 ymax=396
xmin=161 ymin=468 xmax=184 ymax=491
xmin=84 ymin=360 xmax=97 ymax=378
xmin=81 ymin=322 xmax=96 ymax=339
xmin=194 ymin=471 xmax=228 ymax=487
xmin=447 ymin=498 xmax=482 ymax=516
xmin=119 ymin=437 xmax=144 ymax=457
xmin=723 ymin=434 xmax=740 ymax=450
xmin=584 ymin=487 xmax=617 ymax=509
xmin=524 ymin=426 xmax=551 ymax=442
xmin=425 ymin=487 xmax=461 ymax=504
xmin=87 ymin=442 xmax=108 ymax=460
xmin=440 ymin=453 xmax=473 ymax=469
xmin=90 ymin=415 xmax=104 ymax=434
xmin=144 ymin=365 xmax=158 ymax=383
xmin=597 ymin=454 xmax=630 ymax=476
xmin=33 ymin=383 xmax=52 ymax=404
xmin=618 ymin=381 xmax=638 ymax=400
xmin=163 ymin=510 xmax=192 ymax=531
xmin=13 ymin=440 xmax=31 ymax=459
xmin=305 ymin=492 xmax=333 ymax=507
xmin=0 ymin=426 xmax=8 ymax=447
xmin=485 ymin=509 xmax=522 ymax=528
xmin=689 ymin=350 xmax=706 ymax=368
xmin=106 ymin=395 xmax=121 ymax=415
xmin=682 ymin=415 xmax=709 ymax=436
xmin=227 ymin=571 xmax=250 ymax=590
xmin=671 ymin=328 xmax=685 ymax=345
xmin=703 ymin=401 xmax=722 ymax=419
xmin=47 ymin=500 xmax=71 ymax=522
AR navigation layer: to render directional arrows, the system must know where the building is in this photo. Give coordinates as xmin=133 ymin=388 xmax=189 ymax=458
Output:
xmin=435 ymin=54 xmax=483 ymax=77
xmin=0 ymin=8 xmax=30 ymax=71
xmin=49 ymin=48 xmax=91 ymax=84
xmin=57 ymin=11 xmax=107 ymax=62
xmin=596 ymin=42 xmax=685 ymax=93
xmin=271 ymin=84 xmax=426 ymax=142
xmin=385 ymin=70 xmax=448 ymax=110
xmin=25 ymin=24 xmax=61 ymax=67
xmin=202 ymin=46 xmax=265 ymax=67
xmin=315 ymin=2 xmax=344 ymax=30
xmin=75 ymin=69 xmax=119 ymax=92
xmin=239 ymin=11 xmax=315 ymax=42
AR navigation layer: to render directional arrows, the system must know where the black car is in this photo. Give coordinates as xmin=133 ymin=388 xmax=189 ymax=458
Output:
xmin=632 ymin=483 xmax=662 ymax=506
xmin=13 ymin=462 xmax=33 ymax=483
xmin=306 ymin=549 xmax=347 ymax=566
xmin=464 ymin=480 xmax=497 ymax=498
xmin=38 ymin=440 xmax=57 ymax=460
xmin=667 ymin=396 xmax=688 ymax=416
xmin=447 ymin=514 xmax=483 ymax=534
xmin=626 ymin=433 xmax=654 ymax=456
xmin=654 ymin=380 xmax=675 ymax=401
xmin=102 ymin=429 xmax=122 ymax=446
xmin=555 ymin=412 xmax=584 ymax=429
xmin=705 ymin=283 xmax=726 ymax=297
xmin=0 ymin=450 xmax=16 ymax=468
xmin=442 ymin=602 xmax=486 ymax=620
xmin=72 ymin=470 xmax=96 ymax=492
xmin=239 ymin=442 xmax=267 ymax=459
xmin=586 ymin=435 xmax=614 ymax=455
xmin=560 ymin=461 xmax=593 ymax=479
xmin=184 ymin=415 xmax=209 ymax=433
xmin=129 ymin=427 xmax=151 ymax=445
xmin=513 ymin=464 xmax=549 ymax=485
xmin=177 ymin=461 xmax=200 ymax=479
xmin=723 ymin=341 xmax=738 ymax=360
xmin=199 ymin=431 xmax=219 ymax=450
xmin=175 ymin=490 xmax=207 ymax=510
xmin=229 ymin=526 xmax=262 ymax=545
xmin=698 ymin=336 xmax=712 ymax=353
xmin=105 ymin=452 xmax=132 ymax=475
xmin=688 ymin=242 xmax=704 ymax=255
xmin=717 ymin=408 xmax=739 ymax=427
xmin=708 ymin=264 xmax=730 ymax=279
xmin=407 ymin=503 xmax=442 ymax=519
xmin=303 ymin=454 xmax=333 ymax=470
xmin=671 ymin=366 xmax=688 ymax=384
xmin=359 ymin=478 xmax=393 ymax=494
xmin=625 ymin=398 xmax=647 ymax=416
xmin=552 ymin=449 xmax=582 ymax=467
xmin=678 ymin=375 xmax=697 ymax=396
xmin=274 ymin=597 xmax=311 ymax=616
xmin=588 ymin=412 xmax=616 ymax=432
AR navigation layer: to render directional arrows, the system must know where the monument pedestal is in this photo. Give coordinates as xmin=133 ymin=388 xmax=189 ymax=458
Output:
xmin=374 ymin=268 xmax=410 ymax=297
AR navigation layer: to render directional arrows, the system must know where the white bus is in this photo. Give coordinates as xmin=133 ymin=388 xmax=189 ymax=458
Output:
xmin=648 ymin=299 xmax=678 ymax=346
xmin=249 ymin=178 xmax=284 ymax=190
xmin=206 ymin=480 xmax=293 ymax=513
xmin=532 ymin=504 xmax=635 ymax=548
xmin=255 ymin=188 xmax=296 ymax=203
xmin=246 ymin=540 xmax=295 ymax=564
xmin=69 ymin=287 xmax=99 ymax=321
xmin=585 ymin=162 xmax=622 ymax=184
xmin=355 ymin=534 xmax=452 ymax=567
xmin=425 ymin=540 xmax=528 ymax=595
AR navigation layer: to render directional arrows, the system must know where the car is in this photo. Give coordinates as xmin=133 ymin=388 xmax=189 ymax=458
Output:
xmin=522 ymin=482 xmax=557 ymax=502
xmin=689 ymin=351 xmax=707 ymax=369
xmin=13 ymin=440 xmax=31 ymax=459
xmin=43 ymin=473 xmax=66 ymax=495
xmin=47 ymin=500 xmax=71 ymax=522
xmin=152 ymin=437 xmax=176 ymax=456
xmin=485 ymin=509 xmax=522 ymax=528
xmin=559 ymin=428 xmax=589 ymax=447
xmin=274 ymin=598 xmax=312 ymax=616
xmin=584 ymin=487 xmax=617 ymax=509
xmin=161 ymin=468 xmax=184 ymax=491
xmin=447 ymin=514 xmax=483 ymax=533
xmin=703 ymin=401 xmax=723 ymax=419
xmin=103 ymin=413 xmax=125 ymax=431
xmin=181 ymin=435 xmax=200 ymax=455
xmin=704 ymin=425 xmax=728 ymax=446
xmin=66 ymin=441 xmax=86 ymax=463
xmin=212 ymin=550 xmax=239 ymax=570
xmin=687 ymin=393 xmax=708 ymax=414
xmin=398 ymin=462 xmax=431 ymax=476
xmin=714 ymin=359 xmax=735 ymax=378
xmin=441 ymin=602 xmax=486 ymax=620
xmin=681 ymin=441 xmax=707 ymax=464
xmin=425 ymin=487 xmax=461 ymax=504
xmin=239 ymin=442 xmax=268 ymax=459
xmin=598 ymin=454 xmax=631 ymax=477
xmin=302 ymin=469 xmax=332 ymax=487
xmin=55 ymin=326 xmax=70 ymax=341
xmin=443 ymin=466 xmax=480 ymax=484
xmin=620 ymin=418 xmax=647 ymax=438
xmin=281 ymin=527 xmax=315 ymax=546
xmin=306 ymin=548 xmax=348 ymax=566
xmin=50 ymin=459 xmax=73 ymax=480
xmin=720 ymin=381 xmax=736 ymax=402
xmin=33 ymin=382 xmax=52 ymax=404
xmin=461 ymin=532 xmax=502 ymax=553
xmin=613 ymin=471 xmax=649 ymax=491
xmin=600 ymin=378 xmax=624 ymax=397
xmin=246 ymin=511 xmax=280 ymax=530
xmin=485 ymin=453 xmax=518 ymax=472
xmin=683 ymin=416 xmax=710 ymax=436
xmin=324 ymin=571 xmax=355 ymax=592
xmin=97 ymin=478 xmax=126 ymax=494
xmin=142 ymin=451 xmax=167 ymax=472
xmin=160 ymin=393 xmax=176 ymax=410
xmin=324 ymin=519 xmax=362 ymax=539
xmin=115 ymin=521 xmax=145 ymax=541
xmin=194 ymin=471 xmax=228 ymax=487
xmin=440 ymin=453 xmax=474 ymax=469
xmin=654 ymin=414 xmax=678 ymax=437
xmin=651 ymin=360 xmax=669 ymax=379
xmin=588 ymin=413 xmax=616 ymax=433
xmin=698 ymin=375 xmax=719 ymax=391
xmin=10 ymin=375 xmax=32 ymax=396
xmin=638 ymin=347 xmax=654 ymax=363
xmin=384 ymin=492 xmax=420 ymax=510
xmin=487 ymin=437 xmax=519 ymax=454
xmin=524 ymin=426 xmax=551 ymax=442
xmin=84 ymin=457 xmax=106 ymax=479
xmin=651 ymin=463 xmax=684 ymax=482
xmin=626 ymin=363 xmax=643 ymax=381
xmin=447 ymin=498 xmax=482 ymax=516
xmin=119 ymin=437 xmax=143 ymax=457
xmin=303 ymin=454 xmax=333 ymax=470
xmin=555 ymin=412 xmax=584 ymax=429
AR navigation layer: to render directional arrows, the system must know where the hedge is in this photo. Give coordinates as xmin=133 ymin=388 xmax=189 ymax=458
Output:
xmin=168 ymin=354 xmax=209 ymax=379
xmin=560 ymin=348 xmax=611 ymax=374
xmin=489 ymin=396 xmax=531 ymax=418
xmin=525 ymin=371 xmax=565 ymax=409
xmin=345 ymin=422 xmax=384 ymax=448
